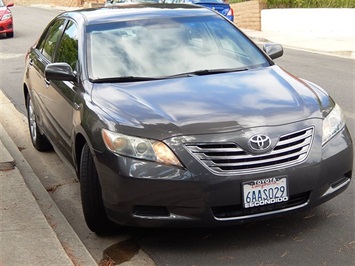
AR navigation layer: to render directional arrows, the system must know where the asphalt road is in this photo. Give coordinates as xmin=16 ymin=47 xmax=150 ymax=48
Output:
xmin=1 ymin=5 xmax=354 ymax=266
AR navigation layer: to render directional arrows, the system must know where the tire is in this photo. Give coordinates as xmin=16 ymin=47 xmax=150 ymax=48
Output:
xmin=6 ymin=32 xmax=14 ymax=38
xmin=26 ymin=95 xmax=52 ymax=151
xmin=80 ymin=143 xmax=117 ymax=233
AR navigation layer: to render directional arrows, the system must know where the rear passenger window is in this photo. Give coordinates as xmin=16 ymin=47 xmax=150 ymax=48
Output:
xmin=56 ymin=21 xmax=79 ymax=70
xmin=39 ymin=19 xmax=67 ymax=62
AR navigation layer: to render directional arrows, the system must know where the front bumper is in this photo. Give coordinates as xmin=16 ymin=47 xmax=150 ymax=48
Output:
xmin=94 ymin=125 xmax=353 ymax=227
xmin=0 ymin=19 xmax=13 ymax=34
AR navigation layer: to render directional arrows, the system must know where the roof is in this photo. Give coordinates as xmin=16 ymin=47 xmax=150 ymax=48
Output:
xmin=62 ymin=4 xmax=215 ymax=25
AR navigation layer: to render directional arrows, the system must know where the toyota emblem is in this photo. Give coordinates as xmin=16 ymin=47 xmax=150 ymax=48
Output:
xmin=249 ymin=134 xmax=271 ymax=151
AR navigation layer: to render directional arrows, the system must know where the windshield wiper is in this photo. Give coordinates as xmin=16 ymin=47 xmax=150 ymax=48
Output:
xmin=92 ymin=76 xmax=160 ymax=83
xmin=92 ymin=67 xmax=249 ymax=83
xmin=169 ymin=67 xmax=249 ymax=78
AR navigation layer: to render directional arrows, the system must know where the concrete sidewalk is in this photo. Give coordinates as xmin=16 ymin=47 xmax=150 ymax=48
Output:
xmin=243 ymin=29 xmax=355 ymax=59
xmin=0 ymin=124 xmax=97 ymax=265
xmin=0 ymin=91 xmax=97 ymax=265
xmin=0 ymin=125 xmax=75 ymax=265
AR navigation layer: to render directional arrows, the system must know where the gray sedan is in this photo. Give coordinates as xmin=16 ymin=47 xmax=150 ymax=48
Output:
xmin=23 ymin=4 xmax=353 ymax=233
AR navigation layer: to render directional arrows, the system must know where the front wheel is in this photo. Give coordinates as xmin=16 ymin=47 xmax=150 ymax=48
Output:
xmin=26 ymin=94 xmax=52 ymax=151
xmin=80 ymin=143 xmax=117 ymax=233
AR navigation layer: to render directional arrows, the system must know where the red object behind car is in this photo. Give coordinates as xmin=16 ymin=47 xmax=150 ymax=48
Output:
xmin=0 ymin=0 xmax=14 ymax=38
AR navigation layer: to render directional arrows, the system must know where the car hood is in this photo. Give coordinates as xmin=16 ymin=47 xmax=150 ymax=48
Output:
xmin=92 ymin=65 xmax=328 ymax=139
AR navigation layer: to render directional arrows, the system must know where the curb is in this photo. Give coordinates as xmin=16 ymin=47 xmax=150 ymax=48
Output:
xmin=0 ymin=122 xmax=97 ymax=265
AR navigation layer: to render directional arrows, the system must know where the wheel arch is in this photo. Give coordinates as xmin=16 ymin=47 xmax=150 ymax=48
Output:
xmin=74 ymin=133 xmax=87 ymax=179
xmin=23 ymin=83 xmax=29 ymax=108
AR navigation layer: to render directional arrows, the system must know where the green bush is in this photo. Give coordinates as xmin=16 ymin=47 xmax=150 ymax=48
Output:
xmin=228 ymin=0 xmax=355 ymax=8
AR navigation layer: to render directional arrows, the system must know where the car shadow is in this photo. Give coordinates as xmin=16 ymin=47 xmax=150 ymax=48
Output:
xmin=100 ymin=207 xmax=333 ymax=265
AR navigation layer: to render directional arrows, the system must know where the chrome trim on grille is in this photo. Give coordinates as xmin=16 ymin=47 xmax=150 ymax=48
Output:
xmin=184 ymin=127 xmax=314 ymax=175
xmin=213 ymin=201 xmax=309 ymax=221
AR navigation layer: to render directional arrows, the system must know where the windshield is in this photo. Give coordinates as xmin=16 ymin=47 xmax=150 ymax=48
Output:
xmin=87 ymin=15 xmax=270 ymax=80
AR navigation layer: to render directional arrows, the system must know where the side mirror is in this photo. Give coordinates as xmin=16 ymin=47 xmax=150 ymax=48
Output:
xmin=45 ymin=63 xmax=76 ymax=82
xmin=263 ymin=43 xmax=283 ymax=60
xmin=7 ymin=2 xmax=14 ymax=7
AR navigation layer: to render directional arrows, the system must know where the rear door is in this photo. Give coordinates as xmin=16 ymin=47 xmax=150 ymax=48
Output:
xmin=28 ymin=19 xmax=68 ymax=145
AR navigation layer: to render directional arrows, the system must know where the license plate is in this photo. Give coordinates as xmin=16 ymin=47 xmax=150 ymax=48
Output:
xmin=243 ymin=177 xmax=288 ymax=208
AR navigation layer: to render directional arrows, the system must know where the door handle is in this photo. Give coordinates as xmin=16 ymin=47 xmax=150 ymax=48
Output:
xmin=45 ymin=79 xmax=50 ymax=87
xmin=74 ymin=102 xmax=81 ymax=110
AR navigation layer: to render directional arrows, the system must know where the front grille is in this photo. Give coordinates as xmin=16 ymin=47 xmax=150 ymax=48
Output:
xmin=185 ymin=127 xmax=314 ymax=174
xmin=212 ymin=192 xmax=310 ymax=219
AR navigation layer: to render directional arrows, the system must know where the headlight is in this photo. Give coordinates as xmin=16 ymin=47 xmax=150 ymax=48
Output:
xmin=1 ymin=13 xmax=12 ymax=20
xmin=102 ymin=129 xmax=182 ymax=167
xmin=322 ymin=104 xmax=345 ymax=145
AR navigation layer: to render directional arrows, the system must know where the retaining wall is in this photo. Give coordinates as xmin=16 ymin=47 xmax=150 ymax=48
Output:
xmin=231 ymin=0 xmax=266 ymax=31
xmin=11 ymin=0 xmax=79 ymax=7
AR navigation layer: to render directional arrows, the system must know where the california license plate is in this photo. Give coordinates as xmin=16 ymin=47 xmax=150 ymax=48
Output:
xmin=243 ymin=177 xmax=288 ymax=208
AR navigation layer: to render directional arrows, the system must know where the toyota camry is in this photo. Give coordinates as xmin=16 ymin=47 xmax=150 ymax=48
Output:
xmin=23 ymin=4 xmax=353 ymax=233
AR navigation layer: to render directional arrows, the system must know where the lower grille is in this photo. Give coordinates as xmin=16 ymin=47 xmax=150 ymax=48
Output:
xmin=133 ymin=205 xmax=170 ymax=217
xmin=212 ymin=192 xmax=309 ymax=219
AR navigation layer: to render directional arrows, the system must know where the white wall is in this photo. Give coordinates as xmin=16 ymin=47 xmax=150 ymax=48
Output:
xmin=261 ymin=8 xmax=355 ymax=38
